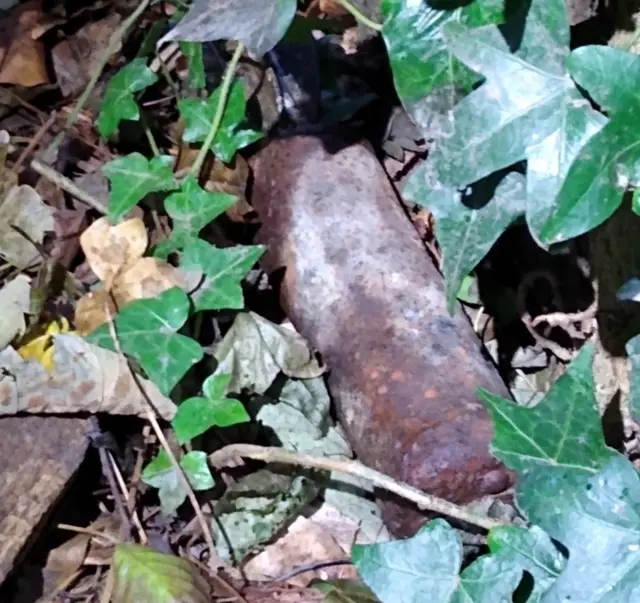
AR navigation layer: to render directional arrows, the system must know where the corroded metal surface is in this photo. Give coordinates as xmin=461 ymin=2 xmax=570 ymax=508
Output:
xmin=250 ymin=136 xmax=513 ymax=535
xmin=0 ymin=415 xmax=88 ymax=583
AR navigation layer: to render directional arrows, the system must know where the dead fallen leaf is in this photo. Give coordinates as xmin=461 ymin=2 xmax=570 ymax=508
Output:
xmin=0 ymin=183 xmax=55 ymax=268
xmin=52 ymin=13 xmax=122 ymax=97
xmin=0 ymin=333 xmax=177 ymax=419
xmin=214 ymin=313 xmax=325 ymax=395
xmin=80 ymin=217 xmax=148 ymax=287
xmin=318 ymin=0 xmax=348 ymax=16
xmin=0 ymin=274 xmax=31 ymax=348
xmin=244 ymin=516 xmax=357 ymax=587
xmin=44 ymin=515 xmax=118 ymax=589
xmin=75 ymin=217 xmax=181 ymax=333
xmin=0 ymin=0 xmax=49 ymax=86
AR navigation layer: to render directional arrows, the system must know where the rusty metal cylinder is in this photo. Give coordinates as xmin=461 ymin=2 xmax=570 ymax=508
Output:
xmin=249 ymin=136 xmax=513 ymax=535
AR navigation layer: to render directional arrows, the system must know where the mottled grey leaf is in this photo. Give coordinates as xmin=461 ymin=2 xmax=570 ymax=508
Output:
xmin=160 ymin=0 xmax=297 ymax=57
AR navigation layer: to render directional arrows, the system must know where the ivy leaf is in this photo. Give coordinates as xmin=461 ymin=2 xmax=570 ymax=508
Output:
xmin=477 ymin=343 xmax=615 ymax=476
xmin=141 ymin=450 xmax=214 ymax=515
xmin=153 ymin=175 xmax=237 ymax=258
xmin=405 ymin=165 xmax=525 ymax=313
xmin=626 ymin=334 xmax=640 ymax=423
xmin=380 ymin=0 xmax=503 ymax=136
xmin=313 ymin=579 xmax=379 ymax=603
xmin=85 ymin=287 xmax=203 ymax=396
xmin=159 ymin=0 xmax=297 ymax=57
xmin=103 ymin=153 xmax=176 ymax=222
xmin=488 ymin=525 xmax=565 ymax=603
xmin=178 ymin=81 xmax=263 ymax=163
xmin=112 ymin=543 xmax=210 ymax=603
xmin=352 ymin=518 xmax=522 ymax=603
xmin=172 ymin=373 xmax=250 ymax=444
xmin=428 ymin=0 xmax=605 ymax=245
xmin=96 ymin=58 xmax=158 ymax=138
xmin=180 ymin=238 xmax=265 ymax=311
xmin=179 ymin=42 xmax=205 ymax=89
xmin=540 ymin=46 xmax=640 ymax=242
xmin=523 ymin=457 xmax=640 ymax=602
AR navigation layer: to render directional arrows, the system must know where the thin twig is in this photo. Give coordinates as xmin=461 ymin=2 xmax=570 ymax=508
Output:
xmin=11 ymin=112 xmax=57 ymax=173
xmin=56 ymin=523 xmax=119 ymax=546
xmin=190 ymin=43 xmax=245 ymax=178
xmin=102 ymin=299 xmax=220 ymax=567
xmin=209 ymin=444 xmax=505 ymax=531
xmin=531 ymin=300 xmax=597 ymax=331
xmin=30 ymin=158 xmax=108 ymax=214
xmin=335 ymin=0 xmax=383 ymax=31
xmin=107 ymin=452 xmax=148 ymax=545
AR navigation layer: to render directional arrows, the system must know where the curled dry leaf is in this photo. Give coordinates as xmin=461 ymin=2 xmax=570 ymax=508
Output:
xmin=0 ymin=184 xmax=55 ymax=268
xmin=0 ymin=274 xmax=31 ymax=349
xmin=0 ymin=0 xmax=49 ymax=86
xmin=0 ymin=333 xmax=177 ymax=419
xmin=214 ymin=312 xmax=325 ymax=395
xmin=51 ymin=13 xmax=123 ymax=97
xmin=75 ymin=217 xmax=181 ymax=334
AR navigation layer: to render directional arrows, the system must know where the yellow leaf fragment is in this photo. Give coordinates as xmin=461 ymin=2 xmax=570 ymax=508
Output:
xmin=16 ymin=317 xmax=70 ymax=370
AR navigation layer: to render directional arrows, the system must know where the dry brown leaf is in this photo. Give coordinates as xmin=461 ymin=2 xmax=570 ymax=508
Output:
xmin=243 ymin=516 xmax=357 ymax=587
xmin=318 ymin=0 xmax=347 ymax=16
xmin=0 ymin=0 xmax=49 ymax=86
xmin=52 ymin=14 xmax=122 ymax=96
xmin=44 ymin=515 xmax=118 ymax=589
xmin=0 ymin=333 xmax=177 ymax=419
xmin=76 ymin=217 xmax=181 ymax=334
xmin=112 ymin=257 xmax=181 ymax=305
xmin=80 ymin=217 xmax=148 ymax=287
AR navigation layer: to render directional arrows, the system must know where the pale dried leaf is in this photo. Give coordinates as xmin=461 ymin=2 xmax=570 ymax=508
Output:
xmin=113 ymin=257 xmax=182 ymax=305
xmin=213 ymin=312 xmax=325 ymax=395
xmin=0 ymin=275 xmax=31 ymax=348
xmin=0 ymin=184 xmax=54 ymax=268
xmin=0 ymin=334 xmax=176 ymax=419
xmin=79 ymin=217 xmax=147 ymax=287
xmin=244 ymin=516 xmax=358 ymax=586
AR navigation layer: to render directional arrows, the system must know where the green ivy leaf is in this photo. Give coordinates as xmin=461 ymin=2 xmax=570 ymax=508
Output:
xmin=405 ymin=165 xmax=525 ymax=313
xmin=112 ymin=543 xmax=210 ymax=603
xmin=154 ymin=175 xmax=237 ymax=258
xmin=179 ymin=41 xmax=205 ymax=89
xmin=313 ymin=579 xmax=379 ymax=603
xmin=172 ymin=373 xmax=250 ymax=444
xmin=521 ymin=457 xmax=640 ymax=601
xmin=160 ymin=0 xmax=297 ymax=57
xmin=180 ymin=238 xmax=265 ymax=311
xmin=85 ymin=287 xmax=203 ymax=396
xmin=96 ymin=58 xmax=158 ymax=138
xmin=380 ymin=0 xmax=503 ymax=136
xmin=352 ymin=519 xmax=522 ymax=603
xmin=428 ymin=0 xmax=605 ymax=245
xmin=103 ymin=153 xmax=176 ymax=222
xmin=141 ymin=450 xmax=214 ymax=515
xmin=540 ymin=46 xmax=640 ymax=242
xmin=488 ymin=525 xmax=565 ymax=603
xmin=477 ymin=343 xmax=615 ymax=476
xmin=178 ymin=81 xmax=263 ymax=163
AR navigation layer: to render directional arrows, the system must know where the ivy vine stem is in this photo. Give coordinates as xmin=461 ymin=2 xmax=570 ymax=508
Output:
xmin=335 ymin=0 xmax=383 ymax=32
xmin=190 ymin=43 xmax=245 ymax=178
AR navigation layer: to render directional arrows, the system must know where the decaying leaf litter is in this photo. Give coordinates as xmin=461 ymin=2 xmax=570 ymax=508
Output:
xmin=1 ymin=0 xmax=640 ymax=602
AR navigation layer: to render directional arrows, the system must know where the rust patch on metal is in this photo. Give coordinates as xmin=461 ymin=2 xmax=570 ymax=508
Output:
xmin=249 ymin=136 xmax=513 ymax=535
